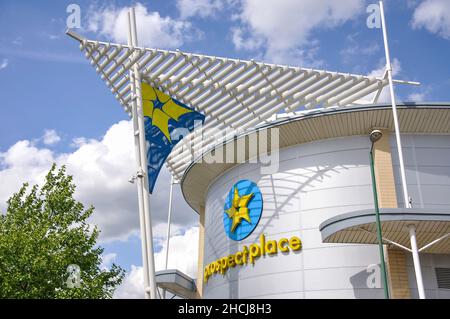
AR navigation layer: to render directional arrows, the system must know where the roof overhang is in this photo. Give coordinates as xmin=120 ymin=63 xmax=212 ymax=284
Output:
xmin=155 ymin=269 xmax=197 ymax=299
xmin=180 ymin=103 xmax=450 ymax=213
xmin=319 ymin=208 xmax=450 ymax=254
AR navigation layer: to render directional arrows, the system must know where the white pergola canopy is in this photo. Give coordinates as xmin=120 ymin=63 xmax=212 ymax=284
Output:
xmin=67 ymin=30 xmax=418 ymax=181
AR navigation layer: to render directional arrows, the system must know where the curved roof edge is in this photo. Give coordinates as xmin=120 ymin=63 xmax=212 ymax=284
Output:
xmin=181 ymin=103 xmax=450 ymax=214
xmin=319 ymin=208 xmax=450 ymax=254
xmin=320 ymin=207 xmax=450 ymax=240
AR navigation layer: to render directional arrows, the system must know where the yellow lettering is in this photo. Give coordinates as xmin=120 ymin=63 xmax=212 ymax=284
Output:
xmin=266 ymin=240 xmax=278 ymax=254
xmin=260 ymin=234 xmax=266 ymax=255
xmin=235 ymin=252 xmax=243 ymax=265
xmin=220 ymin=257 xmax=228 ymax=274
xmin=249 ymin=243 xmax=261 ymax=264
xmin=203 ymin=234 xmax=302 ymax=284
xmin=242 ymin=246 xmax=249 ymax=264
xmin=278 ymin=238 xmax=289 ymax=252
xmin=289 ymin=236 xmax=302 ymax=251
xmin=228 ymin=255 xmax=236 ymax=268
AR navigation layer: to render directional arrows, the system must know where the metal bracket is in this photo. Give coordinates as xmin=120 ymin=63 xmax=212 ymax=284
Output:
xmin=136 ymin=168 xmax=145 ymax=178
xmin=128 ymin=169 xmax=145 ymax=183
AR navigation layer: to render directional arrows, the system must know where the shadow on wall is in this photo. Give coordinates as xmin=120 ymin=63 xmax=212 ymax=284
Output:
xmin=258 ymin=163 xmax=352 ymax=236
xmin=349 ymin=265 xmax=384 ymax=299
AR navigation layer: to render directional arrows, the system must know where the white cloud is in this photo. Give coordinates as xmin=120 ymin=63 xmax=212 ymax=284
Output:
xmin=0 ymin=58 xmax=8 ymax=70
xmin=101 ymin=253 xmax=118 ymax=270
xmin=0 ymin=141 xmax=54 ymax=199
xmin=231 ymin=27 xmax=264 ymax=51
xmin=232 ymin=0 xmax=365 ymax=65
xmin=114 ymin=265 xmax=145 ymax=298
xmin=407 ymin=92 xmax=426 ymax=102
xmin=0 ymin=120 xmax=197 ymax=242
xmin=177 ymin=0 xmax=224 ymax=19
xmin=114 ymin=226 xmax=199 ymax=299
xmin=340 ymin=33 xmax=379 ymax=65
xmin=87 ymin=2 xmax=197 ymax=49
xmin=42 ymin=129 xmax=61 ymax=145
xmin=412 ymin=0 xmax=450 ymax=39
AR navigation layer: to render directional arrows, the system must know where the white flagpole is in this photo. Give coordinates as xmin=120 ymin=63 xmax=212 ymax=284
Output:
xmin=128 ymin=7 xmax=158 ymax=299
xmin=127 ymin=11 xmax=151 ymax=300
xmin=379 ymin=1 xmax=426 ymax=299
xmin=163 ymin=175 xmax=175 ymax=299
xmin=165 ymin=176 xmax=175 ymax=271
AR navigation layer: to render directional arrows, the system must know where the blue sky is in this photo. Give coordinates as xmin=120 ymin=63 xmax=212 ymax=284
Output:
xmin=0 ymin=0 xmax=449 ymax=297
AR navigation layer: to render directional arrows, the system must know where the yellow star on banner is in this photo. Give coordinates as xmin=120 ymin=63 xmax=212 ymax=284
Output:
xmin=226 ymin=187 xmax=254 ymax=233
xmin=141 ymin=82 xmax=193 ymax=143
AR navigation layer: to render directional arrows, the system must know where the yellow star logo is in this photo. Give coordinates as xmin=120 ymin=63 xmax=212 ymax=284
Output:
xmin=226 ymin=187 xmax=254 ymax=233
xmin=141 ymin=82 xmax=193 ymax=143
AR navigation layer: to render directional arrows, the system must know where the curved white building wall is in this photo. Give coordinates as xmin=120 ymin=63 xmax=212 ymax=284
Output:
xmin=202 ymin=134 xmax=450 ymax=299
xmin=391 ymin=135 xmax=450 ymax=299
xmin=203 ymin=135 xmax=384 ymax=298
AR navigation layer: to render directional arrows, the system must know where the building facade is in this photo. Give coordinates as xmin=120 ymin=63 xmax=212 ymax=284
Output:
xmin=181 ymin=104 xmax=450 ymax=299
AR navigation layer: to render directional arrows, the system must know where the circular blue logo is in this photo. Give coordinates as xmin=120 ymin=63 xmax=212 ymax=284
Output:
xmin=223 ymin=180 xmax=263 ymax=241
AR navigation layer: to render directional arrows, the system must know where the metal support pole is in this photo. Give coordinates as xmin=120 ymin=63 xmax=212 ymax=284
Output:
xmin=408 ymin=225 xmax=426 ymax=299
xmin=165 ymin=176 xmax=175 ymax=270
xmin=379 ymin=1 xmax=426 ymax=298
xmin=379 ymin=1 xmax=410 ymax=208
xmin=163 ymin=175 xmax=175 ymax=299
xmin=369 ymin=145 xmax=390 ymax=299
xmin=129 ymin=8 xmax=158 ymax=299
xmin=127 ymin=12 xmax=151 ymax=300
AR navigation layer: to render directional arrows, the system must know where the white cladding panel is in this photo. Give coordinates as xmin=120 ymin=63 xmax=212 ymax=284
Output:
xmin=202 ymin=134 xmax=450 ymax=299
xmin=390 ymin=134 xmax=450 ymax=298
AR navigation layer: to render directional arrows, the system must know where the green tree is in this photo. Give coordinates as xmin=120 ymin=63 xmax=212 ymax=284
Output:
xmin=0 ymin=164 xmax=125 ymax=298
